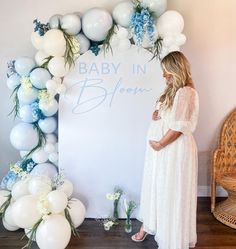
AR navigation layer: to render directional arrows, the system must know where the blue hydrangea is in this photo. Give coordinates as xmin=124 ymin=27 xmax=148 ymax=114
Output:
xmin=31 ymin=101 xmax=45 ymax=121
xmin=7 ymin=60 xmax=16 ymax=78
xmin=33 ymin=19 xmax=50 ymax=36
xmin=89 ymin=42 xmax=101 ymax=56
xmin=1 ymin=171 xmax=18 ymax=190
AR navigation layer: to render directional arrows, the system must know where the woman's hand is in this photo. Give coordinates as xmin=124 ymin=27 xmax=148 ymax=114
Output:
xmin=152 ymin=110 xmax=160 ymax=121
xmin=149 ymin=140 xmax=164 ymax=151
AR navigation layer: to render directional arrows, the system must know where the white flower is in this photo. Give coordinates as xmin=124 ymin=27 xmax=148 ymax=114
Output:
xmin=37 ymin=194 xmax=50 ymax=216
xmin=20 ymin=76 xmax=33 ymax=94
xmin=106 ymin=193 xmax=114 ymax=201
xmin=103 ymin=220 xmax=114 ymax=230
xmin=114 ymin=192 xmax=120 ymax=200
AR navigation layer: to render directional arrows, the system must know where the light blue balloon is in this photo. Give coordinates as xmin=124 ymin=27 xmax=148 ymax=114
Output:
xmin=30 ymin=68 xmax=51 ymax=89
xmin=19 ymin=105 xmax=38 ymax=123
xmin=10 ymin=122 xmax=39 ymax=151
xmin=15 ymin=57 xmax=36 ymax=76
xmin=38 ymin=117 xmax=57 ymax=134
xmin=49 ymin=14 xmax=63 ymax=29
xmin=7 ymin=73 xmax=21 ymax=90
xmin=76 ymin=33 xmax=90 ymax=54
xmin=17 ymin=86 xmax=38 ymax=105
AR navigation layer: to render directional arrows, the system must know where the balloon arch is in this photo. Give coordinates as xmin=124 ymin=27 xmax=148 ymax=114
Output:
xmin=0 ymin=1 xmax=186 ymax=248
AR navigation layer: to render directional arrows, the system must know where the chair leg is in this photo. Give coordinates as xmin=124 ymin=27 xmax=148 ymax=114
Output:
xmin=211 ymin=179 xmax=216 ymax=213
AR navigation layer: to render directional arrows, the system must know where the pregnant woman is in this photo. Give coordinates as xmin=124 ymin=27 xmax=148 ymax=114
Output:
xmin=132 ymin=51 xmax=199 ymax=249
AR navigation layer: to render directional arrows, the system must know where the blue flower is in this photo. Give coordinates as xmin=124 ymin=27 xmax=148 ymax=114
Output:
xmin=33 ymin=19 xmax=50 ymax=36
xmin=31 ymin=101 xmax=45 ymax=121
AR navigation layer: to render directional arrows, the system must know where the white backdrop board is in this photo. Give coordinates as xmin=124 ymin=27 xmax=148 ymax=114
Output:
xmin=59 ymin=46 xmax=164 ymax=218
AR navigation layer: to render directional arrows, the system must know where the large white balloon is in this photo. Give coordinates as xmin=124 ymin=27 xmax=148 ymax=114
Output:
xmin=35 ymin=50 xmax=49 ymax=66
xmin=76 ymin=33 xmax=90 ymax=54
xmin=28 ymin=176 xmax=52 ymax=196
xmin=57 ymin=180 xmax=73 ymax=198
xmin=31 ymin=32 xmax=44 ymax=50
xmin=11 ymin=180 xmax=30 ymax=200
xmin=11 ymin=195 xmax=41 ymax=228
xmin=10 ymin=123 xmax=39 ymax=151
xmin=3 ymin=219 xmax=19 ymax=231
xmin=112 ymin=1 xmax=134 ymax=28
xmin=17 ymin=86 xmax=38 ymax=105
xmin=82 ymin=8 xmax=113 ymax=41
xmin=48 ymin=56 xmax=70 ymax=78
xmin=32 ymin=148 xmax=49 ymax=164
xmin=157 ymin=10 xmax=184 ymax=37
xmin=30 ymin=163 xmax=58 ymax=179
xmin=61 ymin=14 xmax=81 ymax=35
xmin=47 ymin=190 xmax=68 ymax=214
xmin=141 ymin=0 xmax=167 ymax=17
xmin=36 ymin=215 xmax=71 ymax=249
xmin=0 ymin=190 xmax=10 ymax=207
xmin=38 ymin=117 xmax=57 ymax=134
xmin=67 ymin=198 xmax=86 ymax=228
xmin=43 ymin=29 xmax=66 ymax=56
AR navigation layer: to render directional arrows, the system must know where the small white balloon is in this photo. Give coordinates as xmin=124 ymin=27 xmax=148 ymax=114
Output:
xmin=44 ymin=143 xmax=56 ymax=154
xmin=82 ymin=8 xmax=113 ymax=41
xmin=76 ymin=33 xmax=90 ymax=54
xmin=3 ymin=219 xmax=19 ymax=231
xmin=36 ymin=215 xmax=71 ymax=249
xmin=46 ymin=79 xmax=58 ymax=91
xmin=163 ymin=35 xmax=175 ymax=47
xmin=48 ymin=152 xmax=58 ymax=163
xmin=48 ymin=56 xmax=70 ymax=77
xmin=39 ymin=98 xmax=59 ymax=117
xmin=32 ymin=148 xmax=49 ymax=164
xmin=49 ymin=14 xmax=63 ymax=29
xmin=61 ymin=14 xmax=81 ymax=35
xmin=57 ymin=84 xmax=66 ymax=94
xmin=30 ymin=163 xmax=58 ymax=179
xmin=47 ymin=190 xmax=68 ymax=214
xmin=11 ymin=180 xmax=30 ymax=200
xmin=67 ymin=198 xmax=86 ymax=227
xmin=168 ymin=45 xmax=180 ymax=53
xmin=141 ymin=0 xmax=167 ymax=17
xmin=35 ymin=50 xmax=49 ymax=66
xmin=43 ymin=29 xmax=66 ymax=56
xmin=11 ymin=195 xmax=41 ymax=229
xmin=57 ymin=180 xmax=73 ymax=198
xmin=31 ymin=32 xmax=44 ymax=50
xmin=118 ymin=39 xmax=131 ymax=51
xmin=112 ymin=1 xmax=134 ymax=28
xmin=28 ymin=176 xmax=52 ymax=196
xmin=46 ymin=133 xmax=57 ymax=144
xmin=175 ymin=33 xmax=187 ymax=46
xmin=116 ymin=26 xmax=129 ymax=39
xmin=38 ymin=117 xmax=57 ymax=134
xmin=4 ymin=205 xmax=18 ymax=227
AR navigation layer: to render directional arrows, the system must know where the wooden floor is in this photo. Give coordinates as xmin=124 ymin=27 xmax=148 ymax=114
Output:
xmin=1 ymin=197 xmax=236 ymax=249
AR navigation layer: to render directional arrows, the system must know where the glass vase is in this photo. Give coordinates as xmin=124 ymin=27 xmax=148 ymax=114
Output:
xmin=124 ymin=218 xmax=132 ymax=233
xmin=113 ymin=201 xmax=119 ymax=222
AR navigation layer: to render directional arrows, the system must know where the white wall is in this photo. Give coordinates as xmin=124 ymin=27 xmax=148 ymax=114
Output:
xmin=0 ymin=0 xmax=235 ymax=195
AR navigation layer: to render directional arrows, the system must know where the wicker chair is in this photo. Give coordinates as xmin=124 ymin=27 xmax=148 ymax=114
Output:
xmin=211 ymin=108 xmax=236 ymax=228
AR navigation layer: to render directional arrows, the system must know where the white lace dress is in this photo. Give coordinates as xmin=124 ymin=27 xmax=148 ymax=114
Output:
xmin=138 ymin=86 xmax=199 ymax=249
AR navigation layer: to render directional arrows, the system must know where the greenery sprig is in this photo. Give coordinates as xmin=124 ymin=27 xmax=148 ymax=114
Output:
xmin=149 ymin=38 xmax=163 ymax=60
xmin=65 ymin=206 xmax=79 ymax=237
xmin=102 ymin=22 xmax=118 ymax=55
xmin=0 ymin=194 xmax=12 ymax=219
xmin=8 ymin=84 xmax=21 ymax=119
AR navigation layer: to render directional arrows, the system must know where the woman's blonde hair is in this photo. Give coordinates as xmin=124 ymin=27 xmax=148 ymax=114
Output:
xmin=159 ymin=51 xmax=194 ymax=110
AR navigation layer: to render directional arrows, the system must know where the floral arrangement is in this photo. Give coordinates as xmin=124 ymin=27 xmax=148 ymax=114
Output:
xmin=124 ymin=199 xmax=137 ymax=233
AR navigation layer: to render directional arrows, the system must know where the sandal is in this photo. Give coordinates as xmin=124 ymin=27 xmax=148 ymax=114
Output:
xmin=131 ymin=231 xmax=148 ymax=242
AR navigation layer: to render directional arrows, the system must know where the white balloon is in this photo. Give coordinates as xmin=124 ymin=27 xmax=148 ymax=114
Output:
xmin=20 ymin=150 xmax=30 ymax=158
xmin=116 ymin=26 xmax=129 ymax=39
xmin=36 ymin=215 xmax=71 ymax=249
xmin=43 ymin=29 xmax=66 ymax=56
xmin=46 ymin=80 xmax=58 ymax=91
xmin=110 ymin=35 xmax=119 ymax=48
xmin=11 ymin=180 xmax=30 ymax=200
xmin=10 ymin=123 xmax=39 ymax=151
xmin=35 ymin=50 xmax=49 ymax=66
xmin=48 ymin=152 xmax=58 ymax=163
xmin=117 ymin=38 xmax=131 ymax=51
xmin=38 ymin=117 xmax=57 ymax=134
xmin=67 ymin=198 xmax=86 ymax=228
xmin=19 ymin=105 xmax=38 ymax=123
xmin=168 ymin=45 xmax=180 ymax=53
xmin=30 ymin=163 xmax=58 ymax=179
xmin=47 ymin=190 xmax=68 ymax=214
xmin=76 ymin=33 xmax=90 ymax=54
xmin=7 ymin=74 xmax=21 ymax=90
xmin=44 ymin=143 xmax=56 ymax=153
xmin=163 ymin=35 xmax=175 ymax=47
xmin=57 ymin=180 xmax=73 ymax=198
xmin=48 ymin=56 xmax=70 ymax=78
xmin=157 ymin=10 xmax=184 ymax=37
xmin=56 ymin=84 xmax=66 ymax=94
xmin=0 ymin=190 xmax=10 ymax=208
xmin=39 ymin=98 xmax=58 ymax=117
xmin=25 ymin=228 xmax=36 ymax=241
xmin=112 ymin=1 xmax=134 ymax=28
xmin=32 ymin=148 xmax=49 ymax=164
xmin=141 ymin=0 xmax=167 ymax=17
xmin=175 ymin=33 xmax=187 ymax=46
xmin=49 ymin=14 xmax=63 ymax=29
xmin=11 ymin=195 xmax=41 ymax=229
xmin=4 ymin=205 xmax=18 ymax=227
xmin=28 ymin=176 xmax=52 ymax=196
xmin=17 ymin=86 xmax=38 ymax=105
xmin=61 ymin=14 xmax=81 ymax=35
xmin=3 ymin=219 xmax=19 ymax=231
xmin=31 ymin=32 xmax=44 ymax=50
xmin=46 ymin=133 xmax=57 ymax=144
xmin=82 ymin=8 xmax=113 ymax=41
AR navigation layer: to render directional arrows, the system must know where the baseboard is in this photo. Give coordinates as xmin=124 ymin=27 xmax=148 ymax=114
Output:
xmin=198 ymin=185 xmax=228 ymax=197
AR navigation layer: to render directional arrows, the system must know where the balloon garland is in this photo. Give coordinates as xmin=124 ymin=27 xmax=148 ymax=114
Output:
xmin=0 ymin=1 xmax=186 ymax=248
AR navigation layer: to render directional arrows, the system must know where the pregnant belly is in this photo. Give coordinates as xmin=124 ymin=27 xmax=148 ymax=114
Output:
xmin=147 ymin=120 xmax=164 ymax=141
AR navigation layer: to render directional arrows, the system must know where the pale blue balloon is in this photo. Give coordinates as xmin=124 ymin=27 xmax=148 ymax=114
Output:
xmin=76 ymin=33 xmax=90 ymax=54
xmin=15 ymin=57 xmax=36 ymax=76
xmin=7 ymin=73 xmax=21 ymax=90
xmin=30 ymin=68 xmax=51 ymax=89
xmin=38 ymin=117 xmax=57 ymax=134
xmin=19 ymin=105 xmax=38 ymax=123
xmin=49 ymin=14 xmax=63 ymax=29
xmin=17 ymin=86 xmax=38 ymax=105
xmin=10 ymin=122 xmax=39 ymax=151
